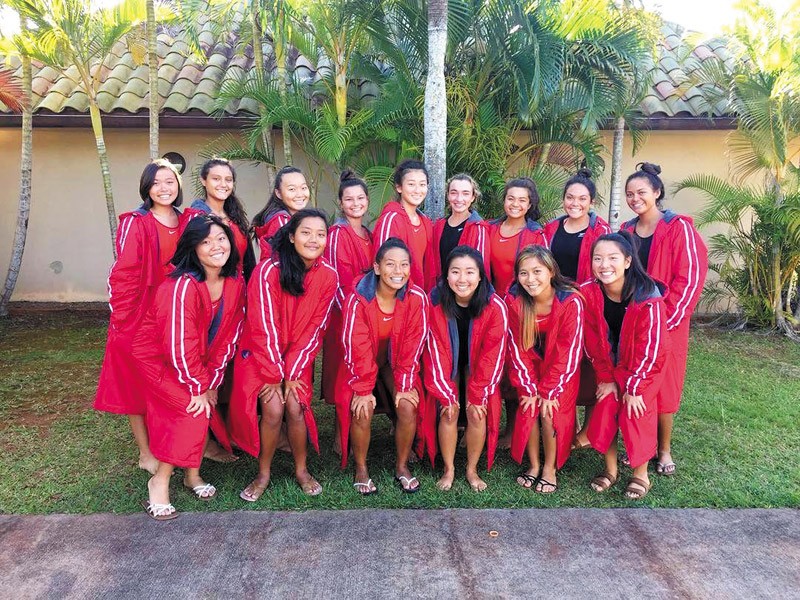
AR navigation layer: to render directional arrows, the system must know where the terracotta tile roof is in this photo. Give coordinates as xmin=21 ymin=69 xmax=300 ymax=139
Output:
xmin=1 ymin=21 xmax=733 ymax=122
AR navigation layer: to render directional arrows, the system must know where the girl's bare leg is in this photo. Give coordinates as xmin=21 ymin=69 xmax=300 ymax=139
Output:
xmin=537 ymin=416 xmax=558 ymax=492
xmin=129 ymin=415 xmax=158 ymax=474
xmin=657 ymin=413 xmax=675 ymax=474
xmin=394 ymin=400 xmax=417 ymax=486
xmin=241 ymin=398 xmax=284 ymax=500
xmin=285 ymin=394 xmax=320 ymax=494
xmin=498 ymin=399 xmax=516 ymax=449
xmin=465 ymin=409 xmax=487 ymax=491
xmin=517 ymin=421 xmax=540 ymax=488
xmin=147 ymin=462 xmax=174 ymax=506
xmin=350 ymin=404 xmax=375 ymax=487
xmin=574 ymin=405 xmax=594 ymax=446
xmin=437 ymin=408 xmax=459 ymax=490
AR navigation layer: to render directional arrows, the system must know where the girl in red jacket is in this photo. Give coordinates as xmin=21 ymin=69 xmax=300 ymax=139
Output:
xmin=621 ymin=162 xmax=707 ymax=476
xmin=543 ymin=168 xmax=611 ymax=450
xmin=583 ymin=231 xmax=669 ymax=500
xmin=506 ymin=246 xmax=583 ymax=494
xmin=430 ymin=174 xmax=491 ymax=281
xmin=423 ymin=246 xmax=507 ymax=492
xmin=94 ymin=159 xmax=190 ymax=475
xmin=132 ymin=215 xmax=245 ymax=520
xmin=374 ymin=159 xmax=435 ymax=290
xmin=189 ymin=157 xmax=256 ymax=280
xmin=251 ymin=166 xmax=310 ymax=259
xmin=340 ymin=238 xmax=429 ymax=494
xmin=488 ymin=176 xmax=546 ymax=449
xmin=322 ymin=170 xmax=374 ymax=454
xmin=229 ymin=209 xmax=338 ymax=500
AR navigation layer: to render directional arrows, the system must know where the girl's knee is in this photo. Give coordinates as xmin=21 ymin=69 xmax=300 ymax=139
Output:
xmin=466 ymin=410 xmax=485 ymax=427
xmin=395 ymin=401 xmax=417 ymax=423
xmin=262 ymin=402 xmax=284 ymax=427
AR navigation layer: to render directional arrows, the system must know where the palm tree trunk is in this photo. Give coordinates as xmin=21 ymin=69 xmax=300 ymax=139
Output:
xmin=251 ymin=4 xmax=276 ymax=185
xmin=0 ymin=43 xmax=32 ymax=318
xmin=147 ymin=0 xmax=159 ymax=159
xmin=424 ymin=0 xmax=447 ymax=220
xmin=89 ymin=100 xmax=118 ymax=256
xmin=275 ymin=25 xmax=293 ymax=165
xmin=335 ymin=61 xmax=347 ymax=127
xmin=608 ymin=116 xmax=625 ymax=231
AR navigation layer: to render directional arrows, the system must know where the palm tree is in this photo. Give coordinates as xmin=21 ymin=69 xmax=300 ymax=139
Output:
xmin=424 ymin=0 xmax=447 ymax=218
xmin=147 ymin=0 xmax=158 ymax=159
xmin=10 ymin=0 xmax=146 ymax=255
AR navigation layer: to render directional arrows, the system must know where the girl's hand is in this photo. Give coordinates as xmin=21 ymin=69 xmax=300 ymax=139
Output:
xmin=538 ymin=396 xmax=559 ymax=420
xmin=284 ymin=380 xmax=307 ymax=406
xmin=395 ymin=389 xmax=419 ymax=408
xmin=351 ymin=394 xmax=376 ymax=420
xmin=441 ymin=403 xmax=459 ymax=422
xmin=206 ymin=389 xmax=219 ymax=407
xmin=519 ymin=395 xmax=537 ymax=415
xmin=596 ymin=382 xmax=619 ymax=401
xmin=623 ymin=393 xmax=646 ymax=419
xmin=467 ymin=403 xmax=487 ymax=421
xmin=186 ymin=393 xmax=211 ymax=418
xmin=258 ymin=382 xmax=284 ymax=405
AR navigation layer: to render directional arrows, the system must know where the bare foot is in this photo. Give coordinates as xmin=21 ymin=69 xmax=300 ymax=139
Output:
xmin=437 ymin=469 xmax=455 ymax=491
xmin=353 ymin=466 xmax=376 ymax=495
xmin=296 ymin=471 xmax=323 ymax=496
xmin=395 ymin=466 xmax=420 ymax=492
xmin=138 ymin=455 xmax=159 ymax=475
xmin=535 ymin=467 xmax=557 ymax=494
xmin=656 ymin=451 xmax=676 ymax=476
xmin=204 ymin=439 xmax=239 ymax=463
xmin=240 ymin=475 xmax=270 ymax=502
xmin=466 ymin=471 xmax=487 ymax=492
xmin=497 ymin=433 xmax=512 ymax=450
xmin=516 ymin=469 xmax=538 ymax=489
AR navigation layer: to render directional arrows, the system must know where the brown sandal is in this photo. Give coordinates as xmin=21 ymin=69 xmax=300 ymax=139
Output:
xmin=590 ymin=471 xmax=618 ymax=493
xmin=624 ymin=477 xmax=652 ymax=500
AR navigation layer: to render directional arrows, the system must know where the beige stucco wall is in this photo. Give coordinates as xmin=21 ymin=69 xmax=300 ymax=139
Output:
xmin=0 ymin=125 xmax=732 ymax=302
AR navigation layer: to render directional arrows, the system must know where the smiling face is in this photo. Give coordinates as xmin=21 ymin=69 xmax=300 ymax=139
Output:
xmin=504 ymin=186 xmax=531 ymax=221
xmin=149 ymin=167 xmax=180 ymax=208
xmin=563 ymin=182 xmax=593 ymax=221
xmin=395 ymin=169 xmax=428 ymax=209
xmin=625 ymin=176 xmax=660 ymax=216
xmin=374 ymin=247 xmax=411 ymax=292
xmin=447 ymin=179 xmax=475 ymax=217
xmin=447 ymin=255 xmax=482 ymax=306
xmin=202 ymin=165 xmax=234 ymax=204
xmin=592 ymin=240 xmax=631 ymax=291
xmin=340 ymin=184 xmax=369 ymax=220
xmin=277 ymin=172 xmax=310 ymax=213
xmin=517 ymin=255 xmax=553 ymax=299
xmin=196 ymin=224 xmax=231 ymax=272
xmin=290 ymin=216 xmax=327 ymax=267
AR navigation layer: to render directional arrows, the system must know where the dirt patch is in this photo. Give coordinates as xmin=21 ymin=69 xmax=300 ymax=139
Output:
xmin=0 ymin=396 xmax=92 ymax=437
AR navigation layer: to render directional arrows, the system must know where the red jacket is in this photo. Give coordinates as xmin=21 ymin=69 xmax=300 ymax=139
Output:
xmin=188 ymin=199 xmax=256 ymax=280
xmin=422 ymin=290 xmax=507 ymax=469
xmin=132 ymin=272 xmax=245 ymax=468
xmin=227 ymin=257 xmax=338 ymax=457
xmin=430 ymin=211 xmax=491 ymax=281
xmin=94 ymin=206 xmax=192 ymax=415
xmin=505 ymin=286 xmax=584 ymax=468
xmin=542 ymin=212 xmax=611 ymax=283
xmin=321 ymin=220 xmax=374 ymax=406
xmin=373 ymin=201 xmax=435 ymax=290
xmin=337 ymin=273 xmax=429 ymax=466
xmin=487 ymin=217 xmax=546 ymax=296
xmin=254 ymin=210 xmax=290 ymax=260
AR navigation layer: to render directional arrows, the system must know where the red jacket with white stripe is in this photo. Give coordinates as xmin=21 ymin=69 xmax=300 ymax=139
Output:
xmin=430 ymin=211 xmax=491 ymax=281
xmin=505 ymin=286 xmax=585 ymax=402
xmin=324 ymin=219 xmax=373 ymax=308
xmin=341 ymin=273 xmax=429 ymax=396
xmin=621 ymin=211 xmax=708 ymax=331
xmin=239 ymin=257 xmax=339 ymax=387
xmin=542 ymin=212 xmax=611 ymax=283
xmin=581 ymin=280 xmax=669 ymax=398
xmin=132 ymin=272 xmax=246 ymax=397
xmin=254 ymin=210 xmax=290 ymax=260
xmin=487 ymin=216 xmax=546 ymax=254
xmin=373 ymin=201 xmax=435 ymax=290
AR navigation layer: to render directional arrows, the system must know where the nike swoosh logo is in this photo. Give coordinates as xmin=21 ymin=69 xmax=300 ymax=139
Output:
xmin=498 ymin=238 xmax=510 ymax=242
xmin=168 ymin=230 xmax=177 ymax=234
xmin=382 ymin=317 xmax=393 ymax=322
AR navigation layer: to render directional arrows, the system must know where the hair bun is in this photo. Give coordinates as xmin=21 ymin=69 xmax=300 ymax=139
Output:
xmin=340 ymin=169 xmax=356 ymax=182
xmin=638 ymin=162 xmax=662 ymax=176
xmin=577 ymin=167 xmax=593 ymax=179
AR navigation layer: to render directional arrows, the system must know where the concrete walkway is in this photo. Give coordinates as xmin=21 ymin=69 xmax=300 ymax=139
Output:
xmin=1 ymin=509 xmax=798 ymax=599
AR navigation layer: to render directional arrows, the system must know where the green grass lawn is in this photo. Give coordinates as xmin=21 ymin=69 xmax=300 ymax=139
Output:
xmin=1 ymin=311 xmax=798 ymax=514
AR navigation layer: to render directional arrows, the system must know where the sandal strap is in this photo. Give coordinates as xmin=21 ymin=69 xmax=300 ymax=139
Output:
xmin=193 ymin=483 xmax=216 ymax=496
xmin=147 ymin=502 xmax=176 ymax=516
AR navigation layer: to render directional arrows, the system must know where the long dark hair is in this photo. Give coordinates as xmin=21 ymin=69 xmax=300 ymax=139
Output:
xmin=437 ymin=246 xmax=492 ymax=319
xmin=269 ymin=208 xmax=329 ymax=296
xmin=170 ymin=215 xmax=239 ymax=281
xmin=515 ymin=245 xmax=579 ymax=351
xmin=592 ymin=231 xmax=657 ymax=302
xmin=625 ymin=162 xmax=665 ymax=208
xmin=251 ymin=165 xmax=306 ymax=229
xmin=140 ymin=159 xmax=183 ymax=209
xmin=504 ymin=176 xmax=541 ymax=222
xmin=563 ymin=167 xmax=596 ymax=202
xmin=200 ymin=158 xmax=250 ymax=237
xmin=392 ymin=159 xmax=428 ymax=202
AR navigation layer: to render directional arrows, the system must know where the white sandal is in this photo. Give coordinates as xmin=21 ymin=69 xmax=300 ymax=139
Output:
xmin=185 ymin=482 xmax=216 ymax=500
xmin=142 ymin=500 xmax=178 ymax=521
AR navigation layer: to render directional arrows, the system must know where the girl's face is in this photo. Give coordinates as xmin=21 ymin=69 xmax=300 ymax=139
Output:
xmin=149 ymin=167 xmax=180 ymax=208
xmin=290 ymin=216 xmax=327 ymax=266
xmin=504 ymin=186 xmax=530 ymax=220
xmin=340 ymin=185 xmax=369 ymax=220
xmin=196 ymin=224 xmax=231 ymax=271
xmin=277 ymin=172 xmax=310 ymax=213
xmin=517 ymin=256 xmax=553 ymax=299
xmin=447 ymin=180 xmax=475 ymax=216
xmin=202 ymin=165 xmax=234 ymax=204
xmin=374 ymin=247 xmax=411 ymax=292
xmin=563 ymin=183 xmax=593 ymax=220
xmin=395 ymin=170 xmax=428 ymax=208
xmin=625 ymin=176 xmax=660 ymax=216
xmin=447 ymin=255 xmax=481 ymax=305
xmin=592 ymin=241 xmax=631 ymax=288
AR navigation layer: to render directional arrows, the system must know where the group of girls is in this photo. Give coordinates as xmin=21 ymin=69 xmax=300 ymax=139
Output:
xmin=94 ymin=154 xmax=706 ymax=521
